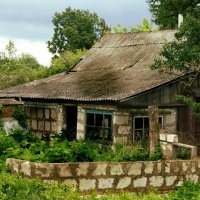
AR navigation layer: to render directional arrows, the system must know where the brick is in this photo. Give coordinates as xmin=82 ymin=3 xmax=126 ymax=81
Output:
xmin=186 ymin=174 xmax=199 ymax=183
xmin=133 ymin=177 xmax=147 ymax=188
xmin=79 ymin=179 xmax=96 ymax=191
xmin=38 ymin=108 xmax=44 ymax=119
xmin=113 ymin=114 xmax=129 ymax=125
xmin=45 ymin=121 xmax=51 ymax=131
xmin=159 ymin=133 xmax=167 ymax=141
xmin=128 ymin=162 xmax=142 ymax=175
xmin=149 ymin=176 xmax=164 ymax=187
xmin=51 ymin=122 xmax=57 ymax=132
xmin=98 ymin=178 xmax=114 ymax=189
xmin=144 ymin=162 xmax=154 ymax=174
xmin=77 ymin=112 xmax=85 ymax=122
xmin=93 ymin=164 xmax=108 ymax=176
xmin=51 ymin=109 xmax=57 ymax=120
xmin=167 ymin=134 xmax=178 ymax=143
xmin=44 ymin=109 xmax=50 ymax=119
xmin=77 ymin=163 xmax=89 ymax=176
xmin=165 ymin=162 xmax=171 ymax=173
xmin=110 ymin=164 xmax=124 ymax=175
xmin=34 ymin=163 xmax=54 ymax=178
xmin=38 ymin=121 xmax=45 ymax=131
xmin=116 ymin=177 xmax=131 ymax=189
xmin=118 ymin=126 xmax=131 ymax=135
xmin=57 ymin=165 xmax=72 ymax=177
xmin=21 ymin=161 xmax=31 ymax=176
xmin=31 ymin=108 xmax=37 ymax=118
xmin=25 ymin=107 xmax=31 ymax=117
xmin=63 ymin=179 xmax=77 ymax=190
xmin=166 ymin=176 xmax=177 ymax=186
xmin=182 ymin=162 xmax=190 ymax=172
xmin=31 ymin=119 xmax=37 ymax=130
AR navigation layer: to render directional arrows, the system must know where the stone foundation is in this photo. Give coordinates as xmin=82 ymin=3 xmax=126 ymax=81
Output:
xmin=6 ymin=158 xmax=200 ymax=192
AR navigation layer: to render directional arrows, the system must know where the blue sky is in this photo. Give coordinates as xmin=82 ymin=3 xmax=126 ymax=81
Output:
xmin=0 ymin=0 xmax=151 ymax=65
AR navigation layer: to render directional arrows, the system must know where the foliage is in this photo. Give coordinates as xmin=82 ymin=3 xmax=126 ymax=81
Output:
xmin=12 ymin=107 xmax=27 ymax=128
xmin=48 ymin=49 xmax=87 ymax=75
xmin=149 ymin=142 xmax=163 ymax=161
xmin=0 ymin=41 xmax=50 ymax=90
xmin=0 ymin=172 xmax=71 ymax=200
xmin=176 ymin=95 xmax=200 ymax=119
xmin=147 ymin=0 xmax=200 ymax=29
xmin=169 ymin=181 xmax=200 ymax=200
xmin=151 ymin=15 xmax=200 ymax=76
xmin=47 ymin=7 xmax=110 ymax=56
xmin=113 ymin=18 xmax=158 ymax=33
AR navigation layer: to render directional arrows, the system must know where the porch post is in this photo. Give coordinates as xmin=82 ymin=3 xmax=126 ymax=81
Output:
xmin=148 ymin=105 xmax=159 ymax=156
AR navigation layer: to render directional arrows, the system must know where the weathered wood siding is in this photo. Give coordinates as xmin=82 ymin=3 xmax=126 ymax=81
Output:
xmin=121 ymin=82 xmax=182 ymax=106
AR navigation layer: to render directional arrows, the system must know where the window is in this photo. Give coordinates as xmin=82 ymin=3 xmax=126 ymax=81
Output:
xmin=134 ymin=116 xmax=163 ymax=141
xmin=86 ymin=110 xmax=112 ymax=141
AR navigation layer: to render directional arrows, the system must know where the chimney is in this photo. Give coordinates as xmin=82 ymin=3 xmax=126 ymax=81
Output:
xmin=178 ymin=14 xmax=183 ymax=28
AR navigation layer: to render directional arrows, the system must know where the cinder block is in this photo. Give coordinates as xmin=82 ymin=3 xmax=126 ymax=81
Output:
xmin=79 ymin=179 xmax=96 ymax=191
xmin=133 ymin=177 xmax=147 ymax=188
xmin=21 ymin=161 xmax=31 ymax=176
xmin=57 ymin=165 xmax=72 ymax=177
xmin=110 ymin=164 xmax=124 ymax=175
xmin=128 ymin=162 xmax=142 ymax=175
xmin=92 ymin=164 xmax=108 ymax=176
xmin=149 ymin=176 xmax=164 ymax=187
xmin=116 ymin=177 xmax=131 ymax=189
xmin=167 ymin=134 xmax=178 ymax=143
xmin=166 ymin=176 xmax=177 ymax=186
xmin=98 ymin=178 xmax=114 ymax=189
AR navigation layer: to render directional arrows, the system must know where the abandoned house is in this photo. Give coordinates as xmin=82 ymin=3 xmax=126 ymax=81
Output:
xmin=0 ymin=30 xmax=199 ymax=145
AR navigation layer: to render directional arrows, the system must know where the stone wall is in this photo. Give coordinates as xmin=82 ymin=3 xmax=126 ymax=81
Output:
xmin=6 ymin=158 xmax=200 ymax=192
xmin=24 ymin=102 xmax=65 ymax=139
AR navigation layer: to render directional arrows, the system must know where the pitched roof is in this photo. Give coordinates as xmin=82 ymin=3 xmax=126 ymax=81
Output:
xmin=0 ymin=30 xmax=177 ymax=102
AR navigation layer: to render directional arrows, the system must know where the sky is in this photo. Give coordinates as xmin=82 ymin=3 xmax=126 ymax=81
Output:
xmin=0 ymin=0 xmax=151 ymax=66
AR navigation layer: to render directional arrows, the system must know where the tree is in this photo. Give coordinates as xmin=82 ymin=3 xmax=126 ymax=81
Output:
xmin=113 ymin=18 xmax=158 ymax=33
xmin=5 ymin=40 xmax=17 ymax=59
xmin=48 ymin=49 xmax=87 ymax=75
xmin=147 ymin=0 xmax=200 ymax=29
xmin=150 ymin=11 xmax=200 ymax=116
xmin=47 ymin=7 xmax=110 ymax=56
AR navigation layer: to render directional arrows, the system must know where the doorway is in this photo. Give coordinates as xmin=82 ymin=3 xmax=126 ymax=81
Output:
xmin=66 ymin=106 xmax=77 ymax=141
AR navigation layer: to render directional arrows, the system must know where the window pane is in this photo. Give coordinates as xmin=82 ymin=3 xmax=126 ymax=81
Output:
xmin=87 ymin=113 xmax=94 ymax=126
xmin=135 ymin=118 xmax=143 ymax=129
xmin=144 ymin=117 xmax=149 ymax=129
xmin=96 ymin=114 xmax=103 ymax=127
xmin=103 ymin=115 xmax=112 ymax=128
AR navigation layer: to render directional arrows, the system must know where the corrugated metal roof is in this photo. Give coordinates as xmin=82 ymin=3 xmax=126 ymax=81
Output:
xmin=0 ymin=30 xmax=177 ymax=102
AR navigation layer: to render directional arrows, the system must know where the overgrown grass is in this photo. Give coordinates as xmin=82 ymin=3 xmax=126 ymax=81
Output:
xmin=1 ymin=129 xmax=200 ymax=199
xmin=0 ymin=129 xmax=164 ymax=163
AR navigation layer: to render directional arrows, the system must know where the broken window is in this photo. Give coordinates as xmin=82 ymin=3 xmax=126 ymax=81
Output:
xmin=134 ymin=116 xmax=163 ymax=141
xmin=86 ymin=110 xmax=112 ymax=141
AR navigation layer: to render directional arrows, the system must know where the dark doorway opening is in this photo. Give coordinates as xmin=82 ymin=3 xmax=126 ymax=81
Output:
xmin=66 ymin=106 xmax=77 ymax=141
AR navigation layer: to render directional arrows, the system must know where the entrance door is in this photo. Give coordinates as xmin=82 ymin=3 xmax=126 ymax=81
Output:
xmin=66 ymin=106 xmax=77 ymax=141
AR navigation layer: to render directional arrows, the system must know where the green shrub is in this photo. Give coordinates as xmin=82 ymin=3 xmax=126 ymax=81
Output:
xmin=169 ymin=181 xmax=200 ymax=200
xmin=12 ymin=107 xmax=27 ymax=128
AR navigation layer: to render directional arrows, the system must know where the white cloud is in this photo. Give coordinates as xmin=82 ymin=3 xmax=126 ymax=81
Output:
xmin=0 ymin=37 xmax=52 ymax=66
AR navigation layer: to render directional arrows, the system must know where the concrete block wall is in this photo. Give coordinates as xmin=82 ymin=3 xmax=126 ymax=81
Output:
xmin=77 ymin=106 xmax=86 ymax=140
xmin=163 ymin=108 xmax=177 ymax=134
xmin=25 ymin=102 xmax=65 ymax=139
xmin=113 ymin=111 xmax=132 ymax=144
xmin=6 ymin=158 xmax=200 ymax=193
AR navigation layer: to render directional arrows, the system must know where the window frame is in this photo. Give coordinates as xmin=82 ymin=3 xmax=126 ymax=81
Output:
xmin=85 ymin=110 xmax=113 ymax=141
xmin=133 ymin=115 xmax=163 ymax=141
